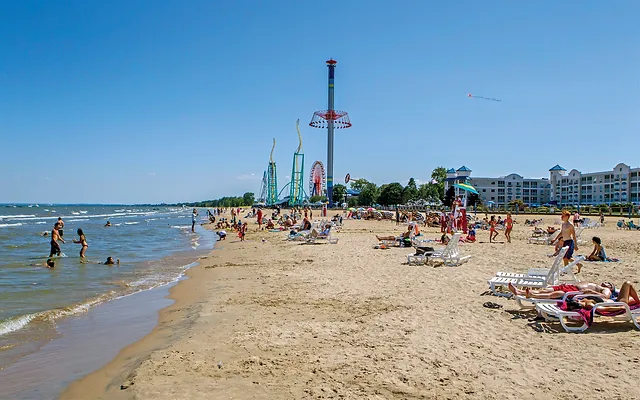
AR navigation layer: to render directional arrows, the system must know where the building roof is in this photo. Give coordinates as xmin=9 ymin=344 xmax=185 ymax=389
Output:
xmin=549 ymin=164 xmax=566 ymax=171
xmin=457 ymin=166 xmax=472 ymax=172
xmin=446 ymin=168 xmax=456 ymax=173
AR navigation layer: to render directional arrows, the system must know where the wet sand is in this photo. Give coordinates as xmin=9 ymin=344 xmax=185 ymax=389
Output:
xmin=61 ymin=214 xmax=640 ymax=399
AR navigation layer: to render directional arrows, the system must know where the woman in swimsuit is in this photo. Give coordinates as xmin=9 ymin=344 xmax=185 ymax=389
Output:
xmin=567 ymin=282 xmax=639 ymax=312
xmin=489 ymin=216 xmax=499 ymax=243
xmin=73 ymin=228 xmax=88 ymax=259
xmin=504 ymin=212 xmax=513 ymax=243
xmin=556 ymin=210 xmax=583 ymax=272
xmin=508 ymin=281 xmax=615 ymax=300
xmin=587 ymin=236 xmax=606 ymax=261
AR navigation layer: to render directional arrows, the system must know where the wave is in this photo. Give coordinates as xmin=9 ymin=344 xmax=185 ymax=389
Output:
xmin=67 ymin=218 xmax=90 ymax=222
xmin=7 ymin=211 xmax=160 ymax=222
xmin=0 ymin=292 xmax=113 ymax=337
xmin=0 ymin=223 xmax=23 ymax=228
xmin=35 ymin=221 xmax=47 ymax=225
xmin=71 ymin=212 xmax=80 ymax=215
xmin=0 ymin=214 xmax=35 ymax=219
xmin=0 ymin=313 xmax=38 ymax=336
xmin=171 ymin=225 xmax=190 ymax=230
xmin=124 ymin=222 xmax=139 ymax=225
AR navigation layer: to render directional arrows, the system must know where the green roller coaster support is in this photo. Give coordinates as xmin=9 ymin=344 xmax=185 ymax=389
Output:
xmin=288 ymin=120 xmax=305 ymax=206
xmin=266 ymin=138 xmax=278 ymax=206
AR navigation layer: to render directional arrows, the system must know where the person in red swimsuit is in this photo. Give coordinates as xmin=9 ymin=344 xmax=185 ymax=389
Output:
xmin=504 ymin=212 xmax=513 ymax=243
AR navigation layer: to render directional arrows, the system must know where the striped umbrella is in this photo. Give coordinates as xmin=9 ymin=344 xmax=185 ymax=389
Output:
xmin=453 ymin=183 xmax=479 ymax=195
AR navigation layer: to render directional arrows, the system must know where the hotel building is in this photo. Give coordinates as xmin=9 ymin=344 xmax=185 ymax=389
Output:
xmin=444 ymin=166 xmax=551 ymax=207
xmin=444 ymin=163 xmax=640 ymax=207
xmin=549 ymin=163 xmax=640 ymax=206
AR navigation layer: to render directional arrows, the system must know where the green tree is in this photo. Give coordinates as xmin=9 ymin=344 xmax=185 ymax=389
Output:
xmin=349 ymin=178 xmax=371 ymax=192
xmin=358 ymin=182 xmax=379 ymax=206
xmin=508 ymin=199 xmax=525 ymax=212
xmin=417 ymin=183 xmax=439 ymax=202
xmin=443 ymin=186 xmax=455 ymax=208
xmin=431 ymin=167 xmax=447 ymax=202
xmin=332 ymin=183 xmax=348 ymax=204
xmin=378 ymin=182 xmax=404 ymax=206
xmin=402 ymin=178 xmax=418 ymax=203
xmin=242 ymin=192 xmax=255 ymax=206
xmin=309 ymin=195 xmax=327 ymax=203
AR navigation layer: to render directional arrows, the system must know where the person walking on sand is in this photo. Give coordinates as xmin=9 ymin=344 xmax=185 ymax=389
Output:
xmin=504 ymin=212 xmax=513 ymax=243
xmin=256 ymin=208 xmax=263 ymax=230
xmin=49 ymin=222 xmax=65 ymax=257
xmin=73 ymin=228 xmax=88 ymax=259
xmin=489 ymin=216 xmax=499 ymax=243
xmin=395 ymin=205 xmax=400 ymax=226
xmin=191 ymin=208 xmax=198 ymax=233
xmin=556 ymin=210 xmax=584 ymax=273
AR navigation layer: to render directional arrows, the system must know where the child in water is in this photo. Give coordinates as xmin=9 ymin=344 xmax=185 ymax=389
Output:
xmin=104 ymin=257 xmax=120 ymax=265
xmin=73 ymin=228 xmax=88 ymax=259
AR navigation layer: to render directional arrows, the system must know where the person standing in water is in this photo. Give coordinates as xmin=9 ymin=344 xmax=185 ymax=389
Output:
xmin=57 ymin=217 xmax=65 ymax=238
xmin=49 ymin=222 xmax=65 ymax=257
xmin=191 ymin=208 xmax=198 ymax=233
xmin=73 ymin=228 xmax=88 ymax=259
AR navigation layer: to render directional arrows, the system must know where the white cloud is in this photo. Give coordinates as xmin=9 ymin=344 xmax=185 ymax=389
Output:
xmin=148 ymin=172 xmax=156 ymax=177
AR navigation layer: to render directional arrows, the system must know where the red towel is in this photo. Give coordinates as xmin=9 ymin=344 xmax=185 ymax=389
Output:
xmin=552 ymin=284 xmax=580 ymax=292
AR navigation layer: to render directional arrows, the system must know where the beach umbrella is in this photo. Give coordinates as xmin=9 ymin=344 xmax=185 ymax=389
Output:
xmin=348 ymin=207 xmax=355 ymax=211
xmin=367 ymin=207 xmax=375 ymax=211
xmin=453 ymin=183 xmax=479 ymax=195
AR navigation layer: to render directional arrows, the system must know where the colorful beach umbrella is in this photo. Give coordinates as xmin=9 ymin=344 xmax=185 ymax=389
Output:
xmin=453 ymin=183 xmax=479 ymax=195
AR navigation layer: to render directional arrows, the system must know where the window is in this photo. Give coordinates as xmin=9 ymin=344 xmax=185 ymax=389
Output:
xmin=482 ymin=189 xmax=486 ymax=192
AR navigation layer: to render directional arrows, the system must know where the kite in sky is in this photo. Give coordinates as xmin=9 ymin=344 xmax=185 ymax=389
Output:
xmin=467 ymin=93 xmax=502 ymax=102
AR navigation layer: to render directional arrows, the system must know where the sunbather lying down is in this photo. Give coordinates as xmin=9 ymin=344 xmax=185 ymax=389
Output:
xmin=508 ymin=281 xmax=615 ymax=300
xmin=566 ymin=282 xmax=639 ymax=312
xmin=376 ymin=226 xmax=412 ymax=242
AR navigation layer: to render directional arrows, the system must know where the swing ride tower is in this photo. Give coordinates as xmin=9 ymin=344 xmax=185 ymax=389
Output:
xmin=288 ymin=120 xmax=305 ymax=206
xmin=266 ymin=139 xmax=278 ymax=206
xmin=310 ymin=59 xmax=351 ymax=207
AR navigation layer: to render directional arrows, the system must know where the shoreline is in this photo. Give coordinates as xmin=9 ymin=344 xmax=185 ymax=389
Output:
xmin=60 ymin=240 xmax=216 ymax=400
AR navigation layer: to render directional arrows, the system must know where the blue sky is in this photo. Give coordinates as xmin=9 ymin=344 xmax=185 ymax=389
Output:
xmin=1 ymin=1 xmax=638 ymax=204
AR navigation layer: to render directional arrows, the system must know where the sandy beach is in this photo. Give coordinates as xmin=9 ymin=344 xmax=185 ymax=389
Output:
xmin=61 ymin=212 xmax=640 ymax=400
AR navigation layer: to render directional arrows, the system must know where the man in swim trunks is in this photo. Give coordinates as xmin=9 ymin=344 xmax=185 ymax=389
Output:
xmin=49 ymin=222 xmax=65 ymax=257
xmin=57 ymin=217 xmax=65 ymax=237
xmin=508 ymin=281 xmax=614 ymax=300
xmin=556 ymin=210 xmax=583 ymax=272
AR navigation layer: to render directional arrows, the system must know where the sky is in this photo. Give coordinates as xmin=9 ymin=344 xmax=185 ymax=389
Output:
xmin=1 ymin=1 xmax=638 ymax=204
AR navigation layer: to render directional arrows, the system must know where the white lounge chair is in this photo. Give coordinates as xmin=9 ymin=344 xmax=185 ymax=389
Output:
xmin=430 ymin=232 xmax=471 ymax=267
xmin=510 ymin=256 xmax=586 ymax=309
xmin=536 ymin=300 xmax=640 ymax=333
xmin=305 ymin=228 xmax=338 ymax=244
xmin=488 ymin=248 xmax=569 ymax=297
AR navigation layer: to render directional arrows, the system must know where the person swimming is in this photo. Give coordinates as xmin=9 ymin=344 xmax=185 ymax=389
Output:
xmin=30 ymin=259 xmax=55 ymax=269
xmin=104 ymin=221 xmax=112 ymax=227
xmin=104 ymin=257 xmax=120 ymax=265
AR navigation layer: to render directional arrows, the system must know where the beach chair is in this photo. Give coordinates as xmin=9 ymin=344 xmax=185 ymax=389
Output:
xmin=536 ymin=300 xmax=640 ymax=333
xmin=429 ymin=232 xmax=471 ymax=267
xmin=509 ymin=256 xmax=586 ymax=308
xmin=574 ymin=227 xmax=587 ymax=246
xmin=528 ymin=232 xmax=552 ymax=245
xmin=305 ymin=228 xmax=339 ymax=244
xmin=488 ymin=248 xmax=568 ymax=297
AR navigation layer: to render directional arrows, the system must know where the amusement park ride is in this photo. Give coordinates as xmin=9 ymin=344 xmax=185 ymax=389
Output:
xmin=257 ymin=59 xmax=351 ymax=207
